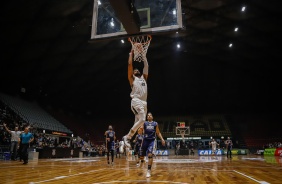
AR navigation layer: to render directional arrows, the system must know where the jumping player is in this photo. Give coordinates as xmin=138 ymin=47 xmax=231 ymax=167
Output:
xmin=139 ymin=112 xmax=165 ymax=178
xmin=123 ymin=49 xmax=148 ymax=148
xmin=105 ymin=125 xmax=116 ymax=165
xmin=133 ymin=127 xmax=144 ymax=166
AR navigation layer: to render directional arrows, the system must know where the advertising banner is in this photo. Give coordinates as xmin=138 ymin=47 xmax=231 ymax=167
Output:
xmin=264 ymin=148 xmax=276 ymax=156
xmin=155 ymin=150 xmax=169 ymax=156
xmin=198 ymin=149 xmax=224 ymax=156
xmin=274 ymin=148 xmax=282 ymax=157
xmin=222 ymin=149 xmax=247 ymax=155
xmin=237 ymin=149 xmax=247 ymax=155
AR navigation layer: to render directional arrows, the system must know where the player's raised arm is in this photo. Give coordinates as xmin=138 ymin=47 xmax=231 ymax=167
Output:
xmin=3 ymin=123 xmax=11 ymax=134
xmin=142 ymin=57 xmax=148 ymax=81
xmin=128 ymin=50 xmax=134 ymax=87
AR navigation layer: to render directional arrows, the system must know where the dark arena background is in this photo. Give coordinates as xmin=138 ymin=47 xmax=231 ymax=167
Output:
xmin=0 ymin=0 xmax=281 ymax=183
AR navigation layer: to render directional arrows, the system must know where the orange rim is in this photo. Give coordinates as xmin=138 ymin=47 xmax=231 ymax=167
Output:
xmin=128 ymin=35 xmax=152 ymax=44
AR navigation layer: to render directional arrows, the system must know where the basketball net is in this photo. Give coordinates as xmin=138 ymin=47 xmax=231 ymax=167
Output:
xmin=128 ymin=35 xmax=152 ymax=62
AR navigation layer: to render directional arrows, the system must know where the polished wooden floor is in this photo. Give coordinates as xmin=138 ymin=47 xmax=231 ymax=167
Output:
xmin=1 ymin=154 xmax=281 ymax=184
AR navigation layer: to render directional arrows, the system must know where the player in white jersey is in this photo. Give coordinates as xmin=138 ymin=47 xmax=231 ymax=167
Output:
xmin=209 ymin=139 xmax=219 ymax=155
xmin=123 ymin=49 xmax=148 ymax=149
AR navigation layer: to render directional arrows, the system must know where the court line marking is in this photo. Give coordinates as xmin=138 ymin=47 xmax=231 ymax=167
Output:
xmin=29 ymin=168 xmax=107 ymax=183
xmin=92 ymin=181 xmax=188 ymax=184
xmin=233 ymin=170 xmax=270 ymax=184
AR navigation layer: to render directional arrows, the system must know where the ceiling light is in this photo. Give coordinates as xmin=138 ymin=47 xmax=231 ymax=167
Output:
xmin=229 ymin=43 xmax=233 ymax=48
xmin=121 ymin=39 xmax=124 ymax=43
xmin=241 ymin=6 xmax=246 ymax=12
xmin=177 ymin=44 xmax=180 ymax=48
xmin=176 ymin=31 xmax=178 ymax=34
xmin=173 ymin=9 xmax=176 ymax=15
xmin=234 ymin=27 xmax=238 ymax=32
xmin=98 ymin=0 xmax=101 ymax=5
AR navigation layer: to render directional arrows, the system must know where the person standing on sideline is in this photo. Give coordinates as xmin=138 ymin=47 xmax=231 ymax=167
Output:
xmin=123 ymin=49 xmax=149 ymax=148
xmin=139 ymin=112 xmax=165 ymax=178
xmin=175 ymin=142 xmax=180 ymax=156
xmin=3 ymin=122 xmax=21 ymax=160
xmin=133 ymin=127 xmax=143 ymax=166
xmin=225 ymin=137 xmax=233 ymax=158
xmin=105 ymin=125 xmax=116 ymax=165
xmin=209 ymin=138 xmax=219 ymax=155
xmin=20 ymin=127 xmax=34 ymax=164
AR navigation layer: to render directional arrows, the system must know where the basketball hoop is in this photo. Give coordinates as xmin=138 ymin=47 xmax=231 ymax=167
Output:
xmin=180 ymin=130 xmax=186 ymax=141
xmin=176 ymin=126 xmax=190 ymax=141
xmin=128 ymin=35 xmax=152 ymax=62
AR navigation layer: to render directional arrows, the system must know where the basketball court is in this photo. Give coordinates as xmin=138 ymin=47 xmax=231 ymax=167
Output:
xmin=1 ymin=1 xmax=281 ymax=184
xmin=0 ymin=155 xmax=281 ymax=183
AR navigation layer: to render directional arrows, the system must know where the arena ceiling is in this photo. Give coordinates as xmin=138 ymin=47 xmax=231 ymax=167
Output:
xmin=1 ymin=0 xmax=281 ymax=118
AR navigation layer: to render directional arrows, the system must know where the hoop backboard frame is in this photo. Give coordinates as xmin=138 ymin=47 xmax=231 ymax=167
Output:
xmin=90 ymin=0 xmax=183 ymax=41
xmin=175 ymin=126 xmax=190 ymax=139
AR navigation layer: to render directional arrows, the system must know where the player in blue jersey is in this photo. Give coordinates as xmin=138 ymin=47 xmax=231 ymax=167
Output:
xmin=105 ymin=125 xmax=116 ymax=165
xmin=139 ymin=112 xmax=165 ymax=177
xmin=133 ymin=127 xmax=144 ymax=166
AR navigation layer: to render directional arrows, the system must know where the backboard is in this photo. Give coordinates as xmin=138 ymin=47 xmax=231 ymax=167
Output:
xmin=90 ymin=0 xmax=183 ymax=41
xmin=176 ymin=126 xmax=190 ymax=136
xmin=176 ymin=126 xmax=190 ymax=141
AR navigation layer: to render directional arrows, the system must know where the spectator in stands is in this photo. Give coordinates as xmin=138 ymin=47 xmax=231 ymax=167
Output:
xmin=225 ymin=137 xmax=233 ymax=159
xmin=20 ymin=127 xmax=34 ymax=164
xmin=190 ymin=141 xmax=195 ymax=156
xmin=3 ymin=122 xmax=21 ymax=160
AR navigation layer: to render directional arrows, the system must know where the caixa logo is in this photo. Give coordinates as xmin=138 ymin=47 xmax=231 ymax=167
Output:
xmin=155 ymin=150 xmax=169 ymax=156
xmin=198 ymin=150 xmax=223 ymax=155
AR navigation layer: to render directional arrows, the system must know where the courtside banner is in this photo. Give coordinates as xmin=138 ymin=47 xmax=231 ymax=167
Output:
xmin=155 ymin=150 xmax=169 ymax=156
xmin=198 ymin=150 xmax=224 ymax=156
xmin=274 ymin=148 xmax=282 ymax=157
xmin=264 ymin=148 xmax=276 ymax=156
xmin=222 ymin=149 xmax=247 ymax=155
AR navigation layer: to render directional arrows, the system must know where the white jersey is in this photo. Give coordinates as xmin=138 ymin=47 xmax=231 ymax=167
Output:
xmin=130 ymin=75 xmax=147 ymax=101
xmin=210 ymin=141 xmax=218 ymax=150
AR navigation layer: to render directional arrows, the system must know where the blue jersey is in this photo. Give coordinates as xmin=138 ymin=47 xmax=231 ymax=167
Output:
xmin=106 ymin=130 xmax=115 ymax=142
xmin=144 ymin=121 xmax=157 ymax=140
xmin=135 ymin=134 xmax=143 ymax=146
